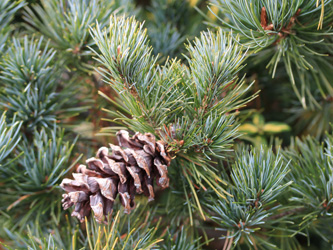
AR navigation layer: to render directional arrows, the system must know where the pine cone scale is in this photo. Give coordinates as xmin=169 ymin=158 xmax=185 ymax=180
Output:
xmin=95 ymin=177 xmax=117 ymax=201
xmin=68 ymin=191 xmax=89 ymax=203
xmin=90 ymin=193 xmax=104 ymax=223
xmin=126 ymin=166 xmax=143 ymax=193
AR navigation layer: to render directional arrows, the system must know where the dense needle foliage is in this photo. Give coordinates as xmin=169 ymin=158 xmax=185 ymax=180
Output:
xmin=0 ymin=0 xmax=332 ymax=249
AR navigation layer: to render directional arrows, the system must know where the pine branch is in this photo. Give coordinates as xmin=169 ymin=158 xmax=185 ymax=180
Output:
xmin=23 ymin=0 xmax=135 ymax=71
xmin=210 ymin=0 xmax=333 ymax=107
xmin=0 ymin=125 xmax=81 ymax=230
xmin=91 ymin=16 xmax=187 ymax=134
xmin=89 ymin=15 xmax=257 ymax=223
xmin=283 ymin=133 xmax=333 ymax=240
xmin=0 ymin=36 xmax=86 ymax=132
xmin=206 ymin=146 xmax=292 ymax=247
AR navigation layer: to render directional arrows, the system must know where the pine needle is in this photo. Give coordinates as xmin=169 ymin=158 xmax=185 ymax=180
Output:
xmin=317 ymin=0 xmax=324 ymax=30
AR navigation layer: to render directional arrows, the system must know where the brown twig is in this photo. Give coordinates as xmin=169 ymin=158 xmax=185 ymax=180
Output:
xmin=222 ymin=231 xmax=230 ymax=250
xmin=7 ymin=188 xmax=52 ymax=211
xmin=260 ymin=7 xmax=274 ymax=31
xmin=260 ymin=7 xmax=302 ymax=43
xmin=266 ymin=207 xmax=305 ymax=220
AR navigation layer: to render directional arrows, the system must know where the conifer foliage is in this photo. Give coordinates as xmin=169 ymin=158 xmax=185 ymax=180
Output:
xmin=0 ymin=0 xmax=333 ymax=249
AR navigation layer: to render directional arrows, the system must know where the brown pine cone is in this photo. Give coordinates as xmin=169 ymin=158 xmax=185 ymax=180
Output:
xmin=60 ymin=130 xmax=171 ymax=223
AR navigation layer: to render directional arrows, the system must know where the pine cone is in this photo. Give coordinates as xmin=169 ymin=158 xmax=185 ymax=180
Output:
xmin=60 ymin=130 xmax=171 ymax=223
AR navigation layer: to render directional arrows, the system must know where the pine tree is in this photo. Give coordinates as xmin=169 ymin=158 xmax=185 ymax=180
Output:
xmin=0 ymin=1 xmax=333 ymax=249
